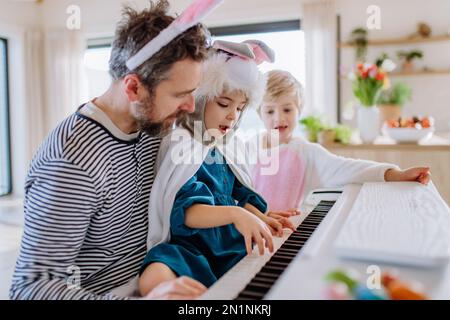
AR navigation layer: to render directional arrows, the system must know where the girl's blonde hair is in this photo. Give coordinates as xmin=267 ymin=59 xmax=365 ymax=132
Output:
xmin=261 ymin=70 xmax=304 ymax=112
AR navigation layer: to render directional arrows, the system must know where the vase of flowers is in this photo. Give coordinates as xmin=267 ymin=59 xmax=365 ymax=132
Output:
xmin=350 ymin=61 xmax=393 ymax=143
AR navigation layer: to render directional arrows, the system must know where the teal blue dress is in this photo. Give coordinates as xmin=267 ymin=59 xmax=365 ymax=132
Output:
xmin=140 ymin=148 xmax=267 ymax=287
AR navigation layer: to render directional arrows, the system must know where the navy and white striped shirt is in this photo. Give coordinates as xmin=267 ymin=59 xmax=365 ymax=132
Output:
xmin=10 ymin=103 xmax=161 ymax=299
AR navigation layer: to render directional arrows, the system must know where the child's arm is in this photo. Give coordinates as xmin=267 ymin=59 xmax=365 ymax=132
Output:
xmin=185 ymin=204 xmax=274 ymax=255
xmin=305 ymin=142 xmax=430 ymax=188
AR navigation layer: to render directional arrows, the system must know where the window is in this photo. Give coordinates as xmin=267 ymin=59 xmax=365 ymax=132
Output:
xmin=83 ymin=41 xmax=112 ymax=99
xmin=209 ymin=21 xmax=305 ymax=134
xmin=0 ymin=38 xmax=11 ymax=196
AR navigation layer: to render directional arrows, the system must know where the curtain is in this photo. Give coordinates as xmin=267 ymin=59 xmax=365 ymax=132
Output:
xmin=302 ymin=0 xmax=337 ymax=124
xmin=24 ymin=30 xmax=46 ymax=161
xmin=44 ymin=30 xmax=87 ymax=133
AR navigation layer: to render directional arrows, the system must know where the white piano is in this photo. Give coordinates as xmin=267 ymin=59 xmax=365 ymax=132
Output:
xmin=201 ymin=182 xmax=450 ymax=300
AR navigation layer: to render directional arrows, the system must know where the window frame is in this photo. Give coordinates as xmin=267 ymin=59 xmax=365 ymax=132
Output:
xmin=209 ymin=20 xmax=301 ymax=37
xmin=0 ymin=37 xmax=12 ymax=196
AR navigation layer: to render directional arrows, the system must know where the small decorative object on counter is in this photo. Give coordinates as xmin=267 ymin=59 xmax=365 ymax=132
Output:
xmin=383 ymin=116 xmax=434 ymax=144
xmin=299 ymin=116 xmax=353 ymax=145
xmin=299 ymin=116 xmax=325 ymax=143
xmin=382 ymin=271 xmax=428 ymax=300
xmin=317 ymin=129 xmax=336 ymax=145
xmin=324 ymin=268 xmax=429 ymax=300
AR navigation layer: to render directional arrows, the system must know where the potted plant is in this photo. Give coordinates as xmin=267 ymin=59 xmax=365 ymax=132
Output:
xmin=377 ymin=82 xmax=412 ymax=123
xmin=300 ymin=116 xmax=353 ymax=145
xmin=397 ymin=50 xmax=423 ymax=72
xmin=349 ymin=62 xmax=391 ymax=143
xmin=350 ymin=27 xmax=368 ymax=63
xmin=299 ymin=116 xmax=325 ymax=143
xmin=333 ymin=124 xmax=353 ymax=145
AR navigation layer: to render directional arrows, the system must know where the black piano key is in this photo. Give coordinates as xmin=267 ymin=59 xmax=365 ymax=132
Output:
xmin=283 ymin=238 xmax=305 ymax=245
xmin=288 ymin=235 xmax=310 ymax=241
xmin=269 ymin=255 xmax=293 ymax=263
xmin=307 ymin=213 xmax=327 ymax=218
xmin=236 ymin=290 xmax=265 ymax=300
xmin=292 ymin=229 xmax=313 ymax=236
xmin=246 ymin=281 xmax=274 ymax=290
xmin=279 ymin=243 xmax=302 ymax=251
xmin=271 ymin=252 xmax=297 ymax=259
xmin=256 ymin=271 xmax=281 ymax=279
xmin=304 ymin=215 xmax=324 ymax=221
xmin=235 ymin=200 xmax=337 ymax=300
xmin=260 ymin=265 xmax=285 ymax=273
xmin=252 ymin=275 xmax=277 ymax=284
xmin=296 ymin=224 xmax=316 ymax=230
xmin=265 ymin=260 xmax=291 ymax=268
xmin=299 ymin=221 xmax=320 ymax=228
xmin=276 ymin=247 xmax=302 ymax=254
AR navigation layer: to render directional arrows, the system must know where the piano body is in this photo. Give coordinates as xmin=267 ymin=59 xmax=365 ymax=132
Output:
xmin=201 ymin=182 xmax=450 ymax=300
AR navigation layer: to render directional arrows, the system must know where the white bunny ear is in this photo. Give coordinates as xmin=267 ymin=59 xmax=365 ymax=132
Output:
xmin=212 ymin=40 xmax=255 ymax=60
xmin=126 ymin=0 xmax=224 ymax=70
xmin=243 ymin=39 xmax=275 ymax=65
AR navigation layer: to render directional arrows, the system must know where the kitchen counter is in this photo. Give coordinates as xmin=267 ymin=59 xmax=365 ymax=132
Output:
xmin=323 ymin=132 xmax=450 ymax=205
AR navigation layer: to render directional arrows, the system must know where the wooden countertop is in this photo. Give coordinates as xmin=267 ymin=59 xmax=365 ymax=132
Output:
xmin=325 ymin=132 xmax=450 ymax=151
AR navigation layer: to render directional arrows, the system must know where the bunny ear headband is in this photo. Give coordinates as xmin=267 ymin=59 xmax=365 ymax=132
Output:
xmin=194 ymin=39 xmax=275 ymax=110
xmin=126 ymin=0 xmax=224 ymax=71
xmin=212 ymin=39 xmax=275 ymax=65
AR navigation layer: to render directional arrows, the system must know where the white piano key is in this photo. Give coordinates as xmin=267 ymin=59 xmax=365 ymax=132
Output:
xmin=334 ymin=182 xmax=450 ymax=267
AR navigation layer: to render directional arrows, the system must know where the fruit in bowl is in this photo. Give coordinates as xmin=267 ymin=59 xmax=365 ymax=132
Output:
xmin=383 ymin=116 xmax=434 ymax=143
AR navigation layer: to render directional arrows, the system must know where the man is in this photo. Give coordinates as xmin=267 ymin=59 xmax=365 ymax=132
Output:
xmin=10 ymin=0 xmax=212 ymax=300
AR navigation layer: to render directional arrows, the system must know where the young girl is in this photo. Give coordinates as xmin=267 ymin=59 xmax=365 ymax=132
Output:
xmin=138 ymin=41 xmax=293 ymax=296
xmin=249 ymin=70 xmax=431 ymax=212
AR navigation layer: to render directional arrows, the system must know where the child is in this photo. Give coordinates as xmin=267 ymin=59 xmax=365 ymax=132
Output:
xmin=138 ymin=41 xmax=293 ymax=296
xmin=249 ymin=70 xmax=431 ymax=213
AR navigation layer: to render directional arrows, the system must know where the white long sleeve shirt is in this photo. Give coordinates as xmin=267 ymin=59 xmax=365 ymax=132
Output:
xmin=248 ymin=135 xmax=399 ymax=211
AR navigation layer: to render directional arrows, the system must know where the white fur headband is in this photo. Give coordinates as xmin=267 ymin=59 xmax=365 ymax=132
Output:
xmin=195 ymin=40 xmax=275 ymax=110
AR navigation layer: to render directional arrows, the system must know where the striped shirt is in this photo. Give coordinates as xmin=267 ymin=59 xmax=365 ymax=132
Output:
xmin=10 ymin=102 xmax=161 ymax=299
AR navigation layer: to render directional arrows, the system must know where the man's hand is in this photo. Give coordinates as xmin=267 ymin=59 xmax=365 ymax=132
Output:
xmin=142 ymin=276 xmax=207 ymax=300
xmin=385 ymin=167 xmax=431 ymax=185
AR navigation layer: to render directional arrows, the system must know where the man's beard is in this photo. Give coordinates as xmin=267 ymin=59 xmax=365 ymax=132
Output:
xmin=132 ymin=95 xmax=184 ymax=137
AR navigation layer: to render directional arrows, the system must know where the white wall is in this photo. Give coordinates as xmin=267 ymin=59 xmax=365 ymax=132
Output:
xmin=336 ymin=0 xmax=450 ymax=131
xmin=39 ymin=0 xmax=303 ymax=37
xmin=0 ymin=1 xmax=42 ymax=197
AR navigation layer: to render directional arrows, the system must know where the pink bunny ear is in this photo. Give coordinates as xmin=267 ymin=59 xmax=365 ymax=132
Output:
xmin=126 ymin=0 xmax=223 ymax=70
xmin=177 ymin=0 xmax=223 ymax=26
xmin=243 ymin=40 xmax=275 ymax=65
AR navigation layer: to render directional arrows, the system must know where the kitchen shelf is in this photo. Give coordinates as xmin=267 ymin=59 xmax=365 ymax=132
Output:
xmin=340 ymin=34 xmax=450 ymax=48
xmin=340 ymin=69 xmax=450 ymax=79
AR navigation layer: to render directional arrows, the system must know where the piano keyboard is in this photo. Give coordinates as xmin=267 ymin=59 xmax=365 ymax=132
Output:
xmin=235 ymin=200 xmax=337 ymax=300
xmin=200 ymin=199 xmax=338 ymax=300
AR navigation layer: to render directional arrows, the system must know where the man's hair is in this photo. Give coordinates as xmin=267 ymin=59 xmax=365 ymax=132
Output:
xmin=109 ymin=0 xmax=210 ymax=94
xmin=261 ymin=70 xmax=304 ymax=112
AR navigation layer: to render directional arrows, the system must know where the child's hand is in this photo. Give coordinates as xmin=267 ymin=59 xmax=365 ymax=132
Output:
xmin=263 ymin=216 xmax=284 ymax=237
xmin=231 ymin=207 xmax=274 ymax=255
xmin=385 ymin=167 xmax=431 ymax=185
xmin=266 ymin=211 xmax=298 ymax=234
xmin=269 ymin=208 xmax=301 ymax=217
